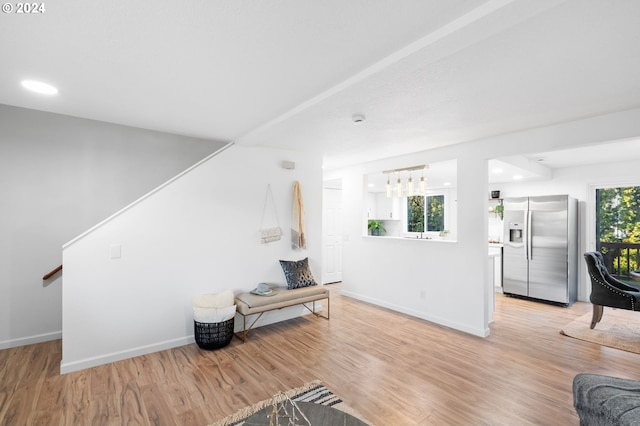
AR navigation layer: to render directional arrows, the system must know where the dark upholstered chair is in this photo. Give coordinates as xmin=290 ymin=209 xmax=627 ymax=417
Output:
xmin=584 ymin=252 xmax=640 ymax=329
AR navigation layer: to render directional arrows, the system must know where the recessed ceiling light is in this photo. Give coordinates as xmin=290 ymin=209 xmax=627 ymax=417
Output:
xmin=492 ymin=168 xmax=503 ymax=174
xmin=443 ymin=182 xmax=451 ymax=186
xmin=21 ymin=80 xmax=58 ymax=95
xmin=513 ymin=175 xmax=523 ymax=180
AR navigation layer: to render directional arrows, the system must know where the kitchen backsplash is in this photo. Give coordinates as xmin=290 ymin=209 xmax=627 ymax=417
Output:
xmin=488 ymin=213 xmax=503 ymax=243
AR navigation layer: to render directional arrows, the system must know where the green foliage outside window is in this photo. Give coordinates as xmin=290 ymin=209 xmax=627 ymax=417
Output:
xmin=427 ymin=195 xmax=444 ymax=231
xmin=597 ymin=186 xmax=640 ymax=274
xmin=407 ymin=196 xmax=424 ymax=232
xmin=407 ymin=195 xmax=444 ymax=232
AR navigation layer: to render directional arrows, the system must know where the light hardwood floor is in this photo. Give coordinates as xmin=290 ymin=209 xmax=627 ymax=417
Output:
xmin=2 ymin=284 xmax=639 ymax=425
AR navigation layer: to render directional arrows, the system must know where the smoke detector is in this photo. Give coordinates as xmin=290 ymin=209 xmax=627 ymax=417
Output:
xmin=352 ymin=114 xmax=366 ymax=124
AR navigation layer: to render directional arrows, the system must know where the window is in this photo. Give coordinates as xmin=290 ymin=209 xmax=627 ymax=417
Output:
xmin=407 ymin=196 xmax=424 ymax=232
xmin=596 ymin=186 xmax=640 ymax=279
xmin=407 ymin=195 xmax=445 ymax=232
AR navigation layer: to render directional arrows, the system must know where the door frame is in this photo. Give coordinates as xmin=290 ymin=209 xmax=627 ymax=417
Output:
xmin=322 ymin=181 xmax=343 ymax=284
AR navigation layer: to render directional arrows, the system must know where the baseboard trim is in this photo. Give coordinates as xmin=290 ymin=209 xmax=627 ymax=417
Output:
xmin=340 ymin=290 xmax=489 ymax=337
xmin=60 ymin=335 xmax=195 ymax=374
xmin=0 ymin=331 xmax=62 ymax=350
xmin=59 ymin=307 xmax=320 ymax=374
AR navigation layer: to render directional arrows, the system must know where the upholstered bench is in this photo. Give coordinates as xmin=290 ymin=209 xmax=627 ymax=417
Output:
xmin=235 ymin=285 xmax=330 ymax=341
xmin=573 ymin=373 xmax=640 ymax=425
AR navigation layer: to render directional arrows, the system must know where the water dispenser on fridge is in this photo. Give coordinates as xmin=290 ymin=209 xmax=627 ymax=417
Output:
xmin=508 ymin=222 xmax=523 ymax=244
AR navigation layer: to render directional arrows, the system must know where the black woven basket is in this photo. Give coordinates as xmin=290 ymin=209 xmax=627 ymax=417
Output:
xmin=194 ymin=317 xmax=234 ymax=350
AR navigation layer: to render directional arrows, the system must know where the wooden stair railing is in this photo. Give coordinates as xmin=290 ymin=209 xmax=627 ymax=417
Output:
xmin=43 ymin=264 xmax=62 ymax=280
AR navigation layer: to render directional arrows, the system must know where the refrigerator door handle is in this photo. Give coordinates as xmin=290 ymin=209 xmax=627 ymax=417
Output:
xmin=522 ymin=210 xmax=528 ymax=261
xmin=527 ymin=210 xmax=533 ymax=261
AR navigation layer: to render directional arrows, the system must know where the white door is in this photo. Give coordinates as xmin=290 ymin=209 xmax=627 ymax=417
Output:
xmin=322 ymin=186 xmax=342 ymax=284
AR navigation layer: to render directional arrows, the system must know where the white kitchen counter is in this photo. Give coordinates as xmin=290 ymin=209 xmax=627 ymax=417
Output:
xmin=363 ymin=235 xmax=456 ymax=242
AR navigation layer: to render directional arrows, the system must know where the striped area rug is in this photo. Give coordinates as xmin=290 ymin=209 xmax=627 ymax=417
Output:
xmin=210 ymin=380 xmax=368 ymax=426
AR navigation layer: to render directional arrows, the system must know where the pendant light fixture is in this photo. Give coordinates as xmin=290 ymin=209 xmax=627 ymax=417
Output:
xmin=382 ymin=165 xmax=429 ymax=198
xmin=407 ymin=172 xmax=414 ymax=196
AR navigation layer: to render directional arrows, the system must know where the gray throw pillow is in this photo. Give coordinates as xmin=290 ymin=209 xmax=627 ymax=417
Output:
xmin=279 ymin=258 xmax=317 ymax=289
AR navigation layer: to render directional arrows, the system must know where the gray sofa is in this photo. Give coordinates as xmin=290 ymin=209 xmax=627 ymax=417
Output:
xmin=573 ymin=373 xmax=640 ymax=425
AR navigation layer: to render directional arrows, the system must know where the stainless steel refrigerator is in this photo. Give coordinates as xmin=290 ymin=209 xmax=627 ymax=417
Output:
xmin=502 ymin=195 xmax=578 ymax=305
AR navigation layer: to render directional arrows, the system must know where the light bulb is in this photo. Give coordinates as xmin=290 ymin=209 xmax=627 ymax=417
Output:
xmin=419 ymin=176 xmax=426 ymax=196
xmin=396 ymin=177 xmax=402 ymax=197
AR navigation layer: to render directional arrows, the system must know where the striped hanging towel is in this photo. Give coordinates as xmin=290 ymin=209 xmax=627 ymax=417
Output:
xmin=291 ymin=181 xmax=306 ymax=249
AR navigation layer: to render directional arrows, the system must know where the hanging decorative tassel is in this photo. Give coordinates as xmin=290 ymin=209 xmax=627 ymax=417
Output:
xmin=291 ymin=181 xmax=306 ymax=249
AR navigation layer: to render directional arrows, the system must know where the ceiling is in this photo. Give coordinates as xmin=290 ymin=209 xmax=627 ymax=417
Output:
xmin=525 ymin=139 xmax=640 ymax=170
xmin=488 ymin=137 xmax=640 ymax=184
xmin=2 ymin=1 xmax=640 ymax=170
xmin=369 ymin=137 xmax=640 ymax=191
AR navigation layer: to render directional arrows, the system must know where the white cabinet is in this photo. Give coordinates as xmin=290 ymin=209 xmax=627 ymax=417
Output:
xmin=487 ymin=246 xmax=503 ymax=324
xmin=367 ymin=193 xmax=400 ymax=220
xmin=375 ymin=194 xmax=400 ymax=220
xmin=489 ymin=245 xmax=503 ymax=290
xmin=366 ymin=193 xmax=377 ymax=219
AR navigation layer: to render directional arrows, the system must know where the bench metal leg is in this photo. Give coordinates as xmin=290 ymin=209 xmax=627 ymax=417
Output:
xmin=235 ymin=312 xmax=265 ymax=342
xmin=304 ymin=298 xmax=330 ymax=320
xmin=235 ymin=296 xmax=330 ymax=342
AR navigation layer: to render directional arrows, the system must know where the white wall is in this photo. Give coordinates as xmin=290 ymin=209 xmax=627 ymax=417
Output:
xmin=0 ymin=105 xmax=225 ymax=349
xmin=326 ymin=107 xmax=640 ymax=337
xmin=330 ymin=148 xmax=488 ymax=336
xmin=61 ymin=145 xmax=322 ymax=373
